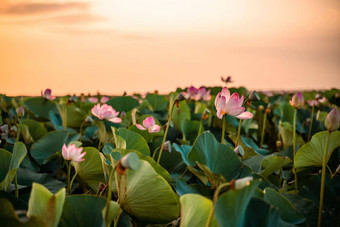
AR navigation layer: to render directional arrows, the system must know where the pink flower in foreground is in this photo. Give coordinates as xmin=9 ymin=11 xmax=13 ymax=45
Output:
xmin=289 ymin=92 xmax=304 ymax=109
xmin=214 ymin=87 xmax=253 ymax=120
xmin=136 ymin=117 xmax=161 ymax=133
xmin=41 ymin=89 xmax=56 ymax=100
xmin=62 ymin=144 xmax=86 ymax=162
xmin=91 ymin=104 xmax=122 ymax=123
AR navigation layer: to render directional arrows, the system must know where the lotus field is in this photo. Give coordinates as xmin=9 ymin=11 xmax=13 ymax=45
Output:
xmin=1 ymin=86 xmax=340 ymax=227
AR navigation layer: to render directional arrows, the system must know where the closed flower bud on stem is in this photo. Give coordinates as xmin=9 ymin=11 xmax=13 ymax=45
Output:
xmin=231 ymin=176 xmax=253 ymax=190
xmin=289 ymin=92 xmax=304 ymax=109
xmin=325 ymin=107 xmax=340 ymax=132
xmin=249 ymin=91 xmax=260 ymax=101
xmin=16 ymin=106 xmax=25 ymax=118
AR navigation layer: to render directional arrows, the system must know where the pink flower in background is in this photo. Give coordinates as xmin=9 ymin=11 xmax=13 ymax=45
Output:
xmin=182 ymin=86 xmax=211 ymax=101
xmin=100 ymin=96 xmax=109 ymax=103
xmin=214 ymin=87 xmax=253 ymax=119
xmin=88 ymin=97 xmax=99 ymax=103
xmin=41 ymin=89 xmax=56 ymax=100
xmin=62 ymin=144 xmax=86 ymax=162
xmin=196 ymin=87 xmax=211 ymax=101
xmin=136 ymin=117 xmax=161 ymax=133
xmin=307 ymin=100 xmax=319 ymax=107
xmin=289 ymin=92 xmax=305 ymax=109
xmin=91 ymin=104 xmax=122 ymax=123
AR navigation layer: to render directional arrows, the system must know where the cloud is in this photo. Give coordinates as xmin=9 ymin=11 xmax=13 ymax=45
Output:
xmin=0 ymin=2 xmax=89 ymax=15
xmin=51 ymin=13 xmax=108 ymax=24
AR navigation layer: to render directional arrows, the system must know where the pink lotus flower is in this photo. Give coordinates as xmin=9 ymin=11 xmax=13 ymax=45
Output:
xmin=182 ymin=86 xmax=211 ymax=101
xmin=62 ymin=144 xmax=86 ymax=162
xmin=214 ymin=87 xmax=253 ymax=119
xmin=136 ymin=117 xmax=161 ymax=133
xmin=289 ymin=92 xmax=304 ymax=109
xmin=88 ymin=97 xmax=98 ymax=103
xmin=307 ymin=100 xmax=319 ymax=107
xmin=100 ymin=96 xmax=109 ymax=103
xmin=91 ymin=104 xmax=122 ymax=123
xmin=41 ymin=89 xmax=56 ymax=100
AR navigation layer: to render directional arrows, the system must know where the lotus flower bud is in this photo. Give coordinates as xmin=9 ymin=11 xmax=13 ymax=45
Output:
xmin=289 ymin=92 xmax=304 ymax=109
xmin=0 ymin=124 xmax=9 ymax=139
xmin=234 ymin=145 xmax=244 ymax=156
xmin=16 ymin=106 xmax=25 ymax=118
xmin=324 ymin=108 xmax=340 ymax=132
xmin=163 ymin=141 xmax=171 ymax=153
xmin=316 ymin=110 xmax=321 ymax=121
xmin=258 ymin=105 xmax=264 ymax=111
xmin=234 ymin=176 xmax=253 ymax=190
xmin=120 ymin=152 xmax=140 ymax=170
xmin=249 ymin=91 xmax=260 ymax=101
xmin=276 ymin=140 xmax=282 ymax=147
xmin=176 ymin=92 xmax=186 ymax=101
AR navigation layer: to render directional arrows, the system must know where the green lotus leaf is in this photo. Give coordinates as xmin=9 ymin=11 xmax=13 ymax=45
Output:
xmin=188 ymin=131 xmax=243 ymax=181
xmin=0 ymin=198 xmax=46 ymax=227
xmin=263 ymin=187 xmax=305 ymax=224
xmin=27 ymin=183 xmax=65 ymax=227
xmin=214 ymin=181 xmax=260 ymax=227
xmin=72 ymin=147 xmax=106 ymax=192
xmin=260 ymin=156 xmax=292 ymax=177
xmin=295 ymin=131 xmax=340 ymax=168
xmin=30 ymin=131 xmax=80 ymax=165
xmin=179 ymin=194 xmax=218 ymax=227
xmin=118 ymin=128 xmax=150 ymax=156
xmin=59 ymin=195 xmax=120 ymax=227
xmin=117 ymin=160 xmax=179 ymax=223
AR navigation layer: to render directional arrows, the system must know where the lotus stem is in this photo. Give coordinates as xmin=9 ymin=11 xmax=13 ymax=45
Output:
xmin=221 ymin=115 xmax=226 ymax=144
xmin=114 ymin=210 xmax=123 ymax=227
xmin=308 ymin=105 xmax=315 ymax=141
xmin=235 ymin=119 xmax=242 ymax=147
xmin=69 ymin=172 xmax=78 ymax=194
xmin=14 ymin=175 xmax=19 ymax=198
xmin=16 ymin=118 xmax=22 ymax=142
xmin=260 ymin=112 xmax=267 ymax=148
xmin=318 ymin=131 xmax=330 ymax=227
xmin=152 ymin=147 xmax=160 ymax=159
xmin=293 ymin=108 xmax=298 ymax=195
xmin=157 ymin=102 xmax=175 ymax=164
xmin=15 ymin=118 xmax=23 ymax=198
xmin=105 ymin=163 xmax=117 ymax=227
xmin=198 ymin=117 xmax=203 ymax=138
xmin=205 ymin=182 xmax=231 ymax=227
xmin=67 ymin=161 xmax=72 ymax=194
xmin=63 ymin=105 xmax=68 ymax=129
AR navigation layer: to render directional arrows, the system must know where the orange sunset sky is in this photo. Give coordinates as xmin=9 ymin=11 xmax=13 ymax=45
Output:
xmin=1 ymin=0 xmax=340 ymax=96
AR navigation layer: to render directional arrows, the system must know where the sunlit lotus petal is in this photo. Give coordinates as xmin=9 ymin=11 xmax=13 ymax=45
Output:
xmin=91 ymin=104 xmax=122 ymax=123
xmin=136 ymin=116 xmax=161 ymax=133
xmin=214 ymin=87 xmax=253 ymax=120
xmin=62 ymin=144 xmax=86 ymax=162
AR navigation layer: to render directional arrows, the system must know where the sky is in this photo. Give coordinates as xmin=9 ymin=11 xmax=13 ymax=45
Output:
xmin=0 ymin=0 xmax=340 ymax=96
